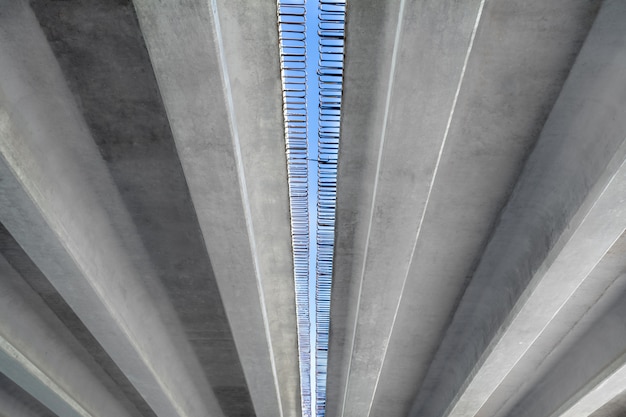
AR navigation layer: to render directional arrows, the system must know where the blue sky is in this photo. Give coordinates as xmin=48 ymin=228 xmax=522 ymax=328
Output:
xmin=278 ymin=1 xmax=344 ymax=416
xmin=305 ymin=0 xmax=321 ymax=412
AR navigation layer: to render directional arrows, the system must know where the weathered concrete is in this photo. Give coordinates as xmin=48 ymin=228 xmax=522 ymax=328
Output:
xmin=1 ymin=1 xmax=623 ymax=417
xmin=329 ymin=1 xmax=484 ymax=415
xmin=0 ymin=373 xmax=56 ymax=417
xmin=28 ymin=1 xmax=256 ymax=415
xmin=0 ymin=2 xmax=223 ymax=417
xmin=0 ymin=254 xmax=138 ymax=417
xmin=325 ymin=2 xmax=402 ymax=416
xmin=411 ymin=1 xmax=626 ymax=416
xmin=482 ymin=232 xmax=626 ymax=417
xmin=0 ymin=223 xmax=156 ymax=417
xmin=329 ymin=1 xmax=599 ymax=417
xmin=132 ymin=1 xmax=300 ymax=417
xmin=506 ymin=280 xmax=626 ymax=417
xmin=589 ymin=392 xmax=626 ymax=417
xmin=370 ymin=1 xmax=600 ymax=416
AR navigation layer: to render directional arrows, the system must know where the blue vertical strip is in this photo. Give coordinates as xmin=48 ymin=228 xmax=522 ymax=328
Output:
xmin=316 ymin=1 xmax=344 ymax=416
xmin=304 ymin=0 xmax=320 ymax=414
xmin=277 ymin=3 xmax=311 ymax=417
xmin=279 ymin=1 xmax=344 ymax=416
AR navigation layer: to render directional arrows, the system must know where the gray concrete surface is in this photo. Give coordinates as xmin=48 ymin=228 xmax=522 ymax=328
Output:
xmin=0 ymin=1 xmax=625 ymax=417
xmin=0 ymin=222 xmax=156 ymax=417
xmin=329 ymin=1 xmax=484 ymax=415
xmin=0 ymin=254 xmax=138 ymax=417
xmin=590 ymin=391 xmax=626 ymax=417
xmin=28 ymin=1 xmax=257 ymax=415
xmin=483 ymin=231 xmax=626 ymax=417
xmin=132 ymin=1 xmax=299 ymax=416
xmin=329 ymin=1 xmax=600 ymax=417
xmin=370 ymin=0 xmax=601 ymax=415
xmin=411 ymin=1 xmax=626 ymax=416
xmin=0 ymin=373 xmax=56 ymax=417
xmin=325 ymin=2 xmax=402 ymax=416
xmin=506 ymin=281 xmax=626 ymax=417
xmin=0 ymin=2 xmax=223 ymax=417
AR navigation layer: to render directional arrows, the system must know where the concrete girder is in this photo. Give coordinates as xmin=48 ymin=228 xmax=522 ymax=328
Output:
xmin=131 ymin=1 xmax=300 ymax=417
xmin=328 ymin=1 xmax=484 ymax=416
xmin=365 ymin=0 xmax=600 ymax=416
xmin=324 ymin=1 xmax=403 ymax=415
xmin=0 ymin=2 xmax=223 ymax=417
xmin=479 ymin=230 xmax=626 ymax=417
xmin=0 ymin=374 xmax=55 ymax=417
xmin=328 ymin=1 xmax=598 ymax=417
xmin=0 ymin=254 xmax=137 ymax=417
xmin=410 ymin=1 xmax=626 ymax=416
xmin=505 ymin=278 xmax=626 ymax=417
xmin=0 ymin=390 xmax=41 ymax=417
xmin=588 ymin=394 xmax=626 ymax=417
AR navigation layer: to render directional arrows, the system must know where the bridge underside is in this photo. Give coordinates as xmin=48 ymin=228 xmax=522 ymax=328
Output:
xmin=0 ymin=1 xmax=625 ymax=417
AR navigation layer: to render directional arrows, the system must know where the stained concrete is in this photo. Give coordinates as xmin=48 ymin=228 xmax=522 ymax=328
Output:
xmin=590 ymin=392 xmax=626 ymax=417
xmin=28 ymin=1 xmax=254 ymax=416
xmin=507 ymin=282 xmax=626 ymax=417
xmin=0 ymin=248 xmax=139 ymax=417
xmin=0 ymin=1 xmax=299 ymax=416
xmin=412 ymin=2 xmax=626 ymax=416
xmin=328 ymin=1 xmax=600 ymax=417
xmin=0 ymin=373 xmax=56 ymax=417
xmin=0 ymin=2 xmax=224 ymax=416
xmin=0 ymin=223 xmax=153 ymax=417
xmin=482 ymin=231 xmax=626 ymax=417
xmin=132 ymin=1 xmax=300 ymax=416
xmin=2 ymin=1 xmax=626 ymax=417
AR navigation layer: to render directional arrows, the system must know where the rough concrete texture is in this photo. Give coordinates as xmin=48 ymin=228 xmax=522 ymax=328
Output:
xmin=0 ymin=251 xmax=139 ymax=417
xmin=508 ymin=282 xmax=626 ymax=417
xmin=329 ymin=1 xmax=600 ymax=417
xmin=0 ymin=2 xmax=224 ymax=417
xmin=1 ymin=1 xmax=626 ymax=417
xmin=0 ymin=373 xmax=56 ymax=417
xmin=412 ymin=2 xmax=626 ymax=416
xmin=482 ymin=231 xmax=626 ymax=417
xmin=590 ymin=392 xmax=626 ymax=417
xmin=28 ymin=1 xmax=254 ymax=416
xmin=0 ymin=223 xmax=153 ymax=417
xmin=132 ymin=1 xmax=300 ymax=416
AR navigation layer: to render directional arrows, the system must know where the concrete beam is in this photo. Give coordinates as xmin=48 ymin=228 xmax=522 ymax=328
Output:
xmin=411 ymin=1 xmax=626 ymax=416
xmin=328 ymin=1 xmax=485 ymax=416
xmin=131 ymin=1 xmax=299 ymax=417
xmin=0 ymin=2 xmax=223 ymax=417
xmin=476 ymin=230 xmax=626 ymax=417
xmin=329 ymin=0 xmax=595 ymax=416
xmin=0 ymin=391 xmax=41 ymax=417
xmin=0 ymin=374 xmax=55 ymax=417
xmin=0 ymin=254 xmax=138 ymax=417
xmin=504 ymin=281 xmax=626 ymax=417
xmin=362 ymin=1 xmax=600 ymax=417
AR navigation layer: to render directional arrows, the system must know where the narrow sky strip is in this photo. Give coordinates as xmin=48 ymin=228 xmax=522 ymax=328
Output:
xmin=278 ymin=1 xmax=345 ymax=416
xmin=315 ymin=2 xmax=344 ymax=416
xmin=277 ymin=3 xmax=311 ymax=415
xmin=305 ymin=0 xmax=321 ymax=413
